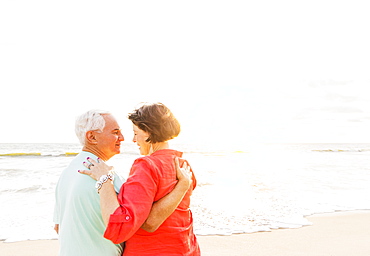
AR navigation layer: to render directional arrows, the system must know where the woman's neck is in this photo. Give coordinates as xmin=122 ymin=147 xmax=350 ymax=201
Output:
xmin=149 ymin=142 xmax=169 ymax=155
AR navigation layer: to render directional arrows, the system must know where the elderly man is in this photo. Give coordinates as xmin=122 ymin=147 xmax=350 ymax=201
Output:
xmin=54 ymin=110 xmax=191 ymax=256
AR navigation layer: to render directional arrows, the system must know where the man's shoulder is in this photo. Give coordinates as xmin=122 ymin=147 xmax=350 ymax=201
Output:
xmin=65 ymin=151 xmax=97 ymax=167
xmin=78 ymin=151 xmax=98 ymax=159
xmin=57 ymin=151 xmax=97 ymax=186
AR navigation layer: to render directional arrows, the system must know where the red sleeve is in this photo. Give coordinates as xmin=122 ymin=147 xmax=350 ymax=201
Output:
xmin=104 ymin=158 xmax=158 ymax=244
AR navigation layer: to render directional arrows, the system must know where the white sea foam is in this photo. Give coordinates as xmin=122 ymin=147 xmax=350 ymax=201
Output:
xmin=1 ymin=143 xmax=370 ymax=242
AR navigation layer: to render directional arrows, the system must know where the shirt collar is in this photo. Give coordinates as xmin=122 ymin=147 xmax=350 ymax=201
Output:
xmin=150 ymin=149 xmax=183 ymax=157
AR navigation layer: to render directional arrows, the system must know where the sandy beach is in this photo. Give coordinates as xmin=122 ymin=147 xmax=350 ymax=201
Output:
xmin=1 ymin=210 xmax=369 ymax=256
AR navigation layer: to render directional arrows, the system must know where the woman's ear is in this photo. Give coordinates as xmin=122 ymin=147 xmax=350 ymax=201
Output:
xmin=85 ymin=131 xmax=98 ymax=145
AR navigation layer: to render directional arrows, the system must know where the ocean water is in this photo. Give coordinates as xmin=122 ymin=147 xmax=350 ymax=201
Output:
xmin=1 ymin=142 xmax=370 ymax=242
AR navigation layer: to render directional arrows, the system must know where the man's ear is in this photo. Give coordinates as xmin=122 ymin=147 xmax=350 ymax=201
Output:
xmin=85 ymin=131 xmax=98 ymax=145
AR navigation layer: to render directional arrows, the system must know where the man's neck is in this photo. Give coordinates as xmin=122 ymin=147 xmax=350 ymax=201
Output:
xmin=82 ymin=145 xmax=111 ymax=161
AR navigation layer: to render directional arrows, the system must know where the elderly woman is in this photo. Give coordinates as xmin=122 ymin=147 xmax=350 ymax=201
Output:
xmin=80 ymin=103 xmax=200 ymax=256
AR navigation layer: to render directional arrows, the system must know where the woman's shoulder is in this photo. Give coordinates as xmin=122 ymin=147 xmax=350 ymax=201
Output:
xmin=132 ymin=150 xmax=184 ymax=169
xmin=132 ymin=155 xmax=151 ymax=165
xmin=132 ymin=155 xmax=160 ymax=167
xmin=132 ymin=156 xmax=159 ymax=171
xmin=151 ymin=149 xmax=183 ymax=158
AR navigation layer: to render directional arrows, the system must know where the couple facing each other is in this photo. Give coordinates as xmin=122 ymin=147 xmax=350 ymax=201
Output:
xmin=54 ymin=102 xmax=200 ymax=256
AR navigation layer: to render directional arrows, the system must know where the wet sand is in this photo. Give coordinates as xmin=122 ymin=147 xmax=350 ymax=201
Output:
xmin=1 ymin=211 xmax=369 ymax=256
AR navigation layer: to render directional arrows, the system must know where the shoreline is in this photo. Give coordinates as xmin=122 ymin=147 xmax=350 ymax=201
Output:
xmin=1 ymin=210 xmax=370 ymax=256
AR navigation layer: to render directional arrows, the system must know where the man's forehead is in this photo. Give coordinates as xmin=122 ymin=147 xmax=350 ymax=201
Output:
xmin=103 ymin=114 xmax=120 ymax=129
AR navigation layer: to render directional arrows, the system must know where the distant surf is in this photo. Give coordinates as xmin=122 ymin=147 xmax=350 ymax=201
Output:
xmin=1 ymin=142 xmax=370 ymax=242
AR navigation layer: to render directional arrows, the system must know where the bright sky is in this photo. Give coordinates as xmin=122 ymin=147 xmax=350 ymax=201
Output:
xmin=1 ymin=1 xmax=370 ymax=146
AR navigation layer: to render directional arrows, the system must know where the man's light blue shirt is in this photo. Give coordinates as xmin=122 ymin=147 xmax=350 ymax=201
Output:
xmin=54 ymin=151 xmax=124 ymax=256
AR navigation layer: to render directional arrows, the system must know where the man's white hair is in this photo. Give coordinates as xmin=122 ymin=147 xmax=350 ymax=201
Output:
xmin=75 ymin=109 xmax=111 ymax=145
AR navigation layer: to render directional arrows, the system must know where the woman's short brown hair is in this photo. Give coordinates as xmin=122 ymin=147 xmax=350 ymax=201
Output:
xmin=128 ymin=102 xmax=181 ymax=143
